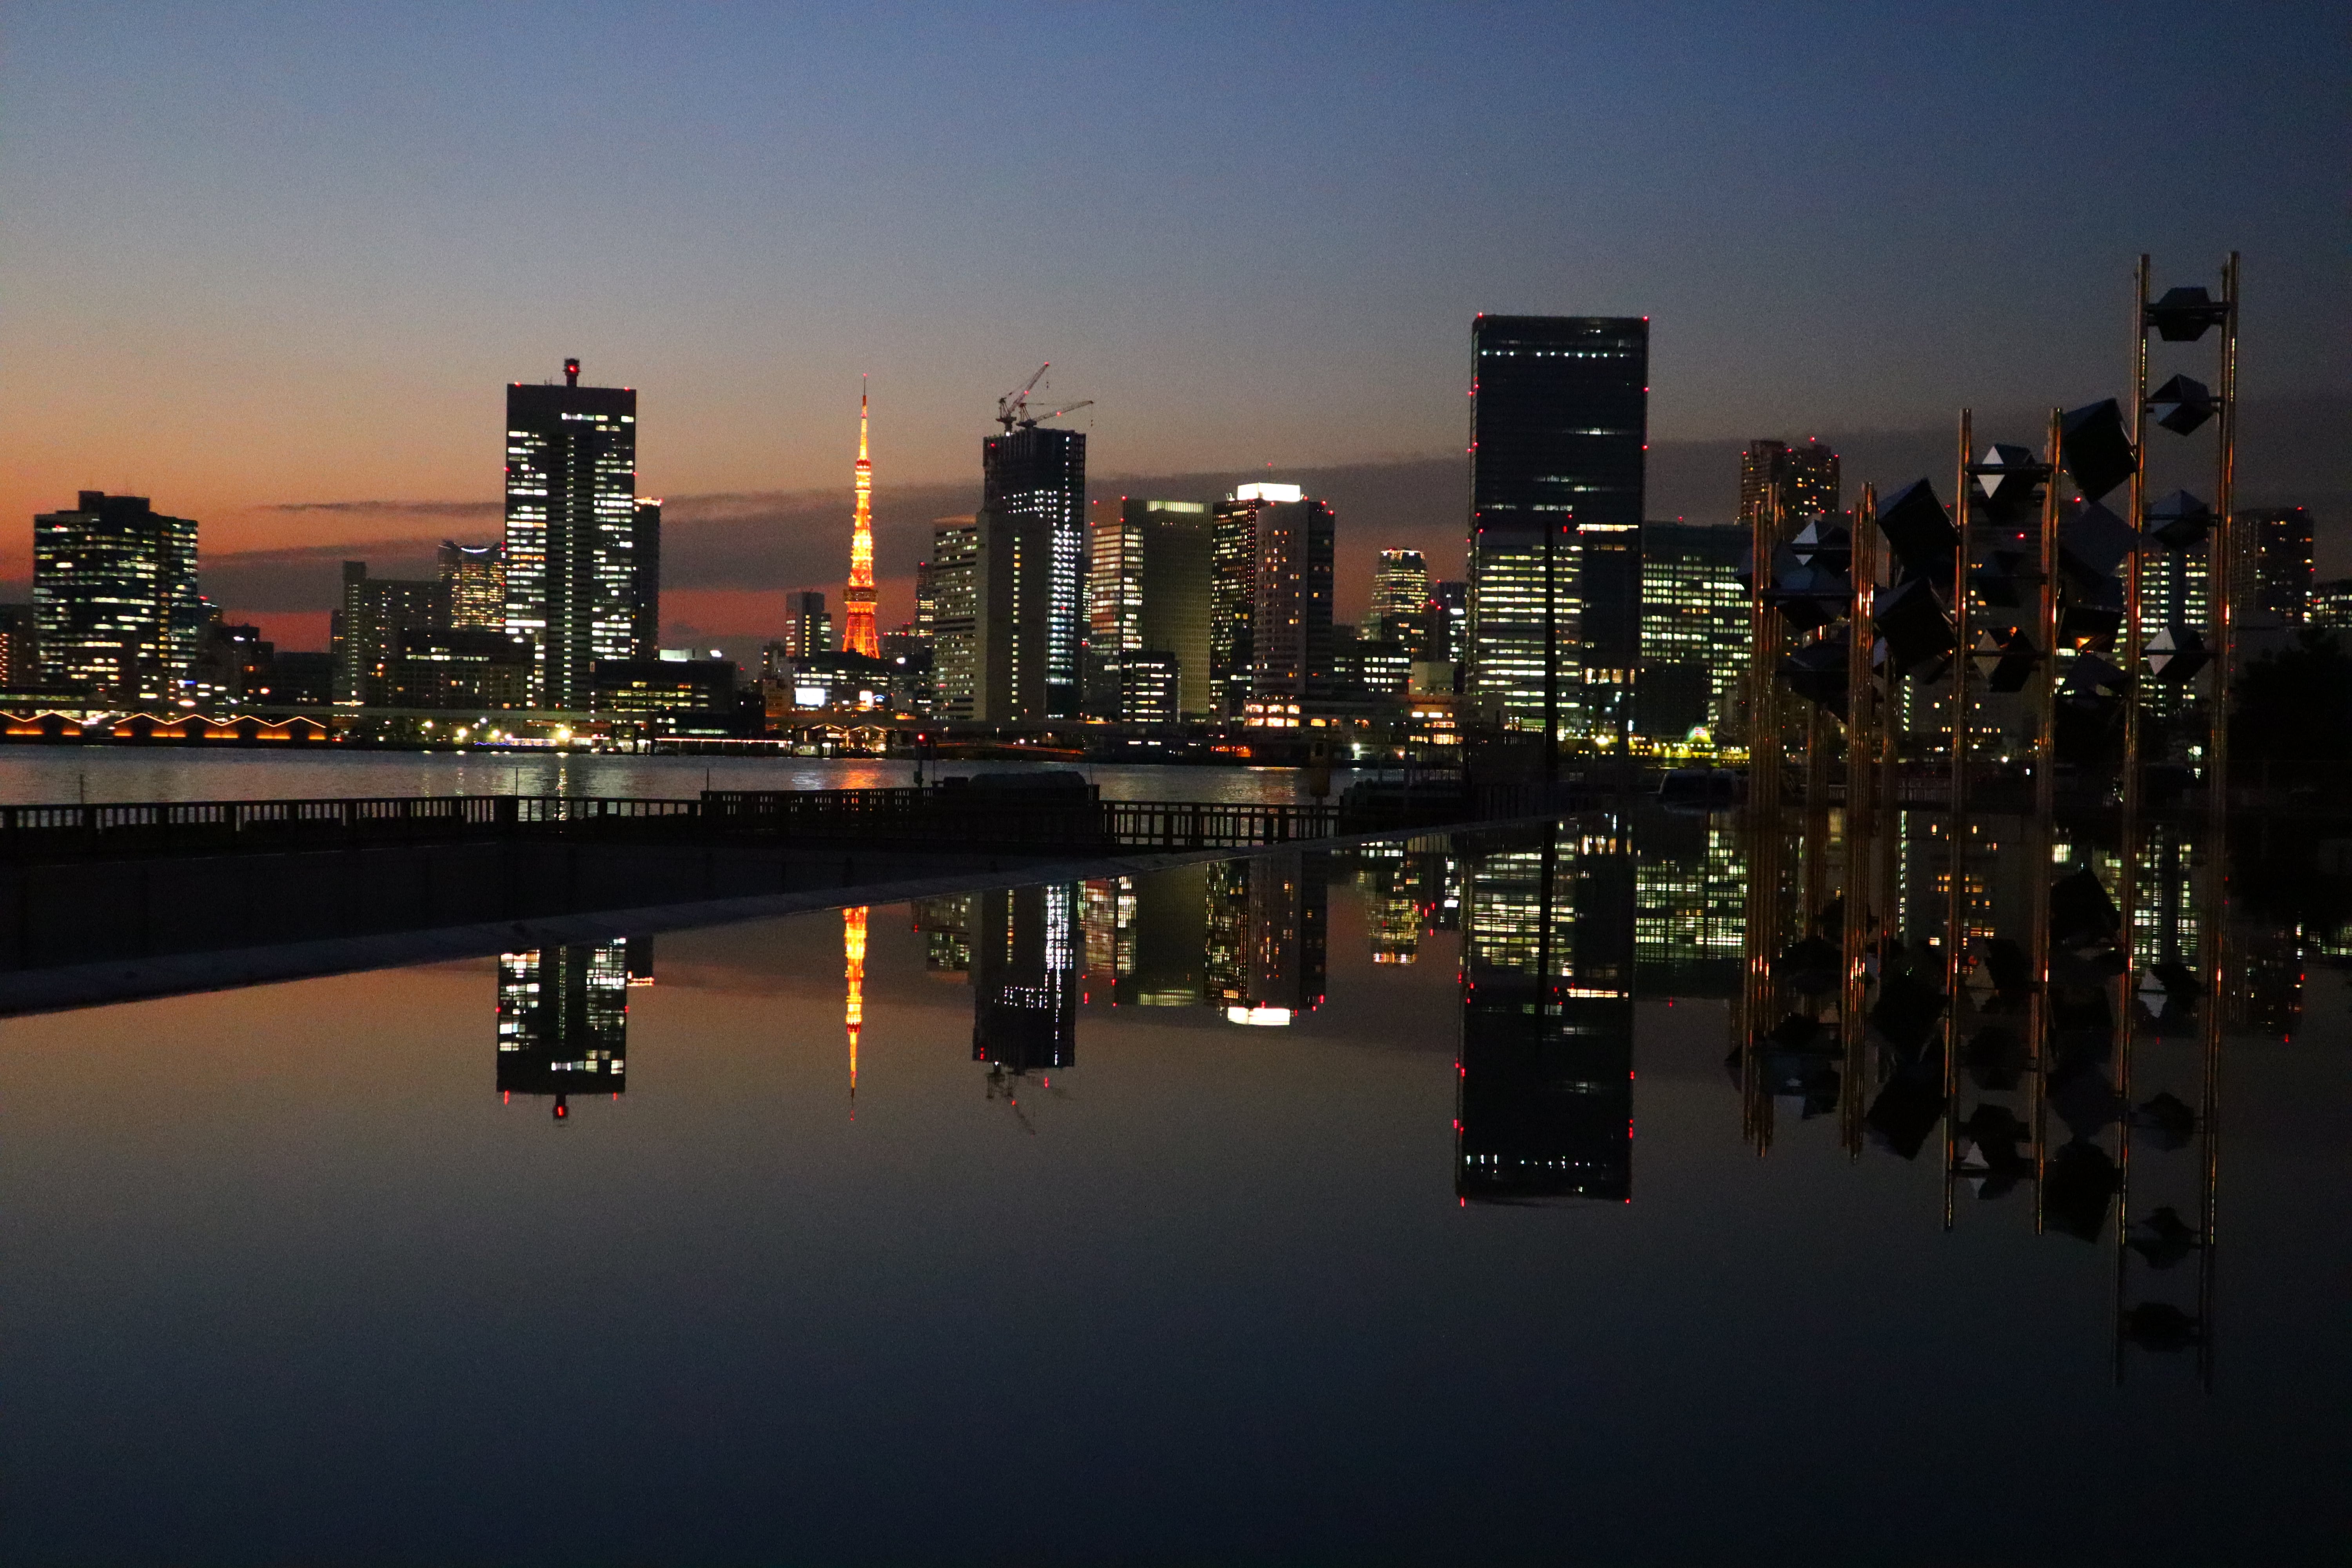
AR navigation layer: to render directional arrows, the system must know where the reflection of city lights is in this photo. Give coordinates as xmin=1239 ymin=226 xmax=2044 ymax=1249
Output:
xmin=1226 ymin=1005 xmax=1294 ymax=1026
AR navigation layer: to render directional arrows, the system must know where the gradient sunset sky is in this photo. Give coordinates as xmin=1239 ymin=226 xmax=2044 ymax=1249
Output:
xmin=1 ymin=2 xmax=2341 ymax=647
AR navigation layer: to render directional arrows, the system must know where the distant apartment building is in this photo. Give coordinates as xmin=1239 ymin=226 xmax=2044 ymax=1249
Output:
xmin=1251 ymin=495 xmax=1337 ymax=706
xmin=336 ymin=561 xmax=447 ymax=704
xmin=33 ymin=491 xmax=201 ymax=703
xmin=1210 ymin=483 xmax=1299 ymax=717
xmin=2236 ymin=506 xmax=2313 ymax=623
xmin=1738 ymin=438 xmax=1840 ymax=529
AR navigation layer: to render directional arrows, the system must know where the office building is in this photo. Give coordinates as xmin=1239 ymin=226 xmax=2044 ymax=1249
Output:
xmin=1251 ymin=494 xmax=1337 ymax=702
xmin=503 ymin=358 xmax=640 ymax=709
xmin=927 ymin=520 xmax=981 ymax=718
xmin=1638 ymin=522 xmax=1750 ymax=739
xmin=1739 ymin=438 xmax=1840 ymax=529
xmin=1432 ymin=579 xmax=1468 ymax=664
xmin=1088 ymin=497 xmax=1215 ymax=719
xmin=391 ymin=628 xmax=534 ymax=710
xmin=33 ymin=491 xmax=201 ymax=703
xmin=1210 ymin=484 xmax=1290 ymax=716
xmin=497 ymin=941 xmax=630 ymax=1109
xmin=1467 ymin=315 xmax=1649 ymax=740
xmin=439 ymin=541 xmax=506 ymax=630
xmin=2238 ymin=506 xmax=2313 ymax=622
xmin=2311 ymin=577 xmax=2352 ymax=632
xmin=336 ymin=561 xmax=446 ymax=705
xmin=1370 ymin=548 xmax=1432 ymax=653
xmin=593 ymin=655 xmax=742 ymax=734
xmin=979 ymin=424 xmax=1086 ymax=718
xmin=632 ymin=500 xmax=662 ymax=656
xmin=786 ymin=591 xmax=834 ymax=660
xmin=971 ymin=883 xmax=1078 ymax=1074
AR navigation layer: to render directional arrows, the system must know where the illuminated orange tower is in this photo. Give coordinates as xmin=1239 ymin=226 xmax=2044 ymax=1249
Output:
xmin=844 ymin=904 xmax=868 ymax=1113
xmin=842 ymin=382 xmax=880 ymax=656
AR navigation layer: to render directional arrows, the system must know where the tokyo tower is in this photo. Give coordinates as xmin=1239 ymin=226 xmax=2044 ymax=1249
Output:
xmin=842 ymin=381 xmax=879 ymax=657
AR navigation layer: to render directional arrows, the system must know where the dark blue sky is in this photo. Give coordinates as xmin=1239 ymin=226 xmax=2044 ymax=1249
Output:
xmin=0 ymin=1 xmax=2340 ymax=616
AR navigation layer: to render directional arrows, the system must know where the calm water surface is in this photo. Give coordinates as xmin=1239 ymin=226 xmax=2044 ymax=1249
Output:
xmin=0 ymin=747 xmax=1355 ymax=806
xmin=0 ymin=820 xmax=2341 ymax=1563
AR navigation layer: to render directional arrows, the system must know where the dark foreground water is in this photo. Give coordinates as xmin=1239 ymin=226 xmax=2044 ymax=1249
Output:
xmin=0 ymin=821 xmax=2342 ymax=1564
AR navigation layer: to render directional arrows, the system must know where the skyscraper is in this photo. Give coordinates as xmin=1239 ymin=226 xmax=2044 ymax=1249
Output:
xmin=1637 ymin=523 xmax=1749 ymax=739
xmin=979 ymin=424 xmax=1086 ymax=718
xmin=1738 ymin=438 xmax=1840 ymax=530
xmin=503 ymin=358 xmax=639 ymax=709
xmin=1370 ymin=548 xmax=1432 ymax=653
xmin=1467 ymin=315 xmax=1649 ymax=740
xmin=927 ymin=519 xmax=982 ymax=718
xmin=785 ymin=591 xmax=833 ymax=661
xmin=842 ymin=389 xmax=879 ymax=658
xmin=1251 ymin=495 xmax=1337 ymax=704
xmin=439 ymin=541 xmax=506 ymax=630
xmin=1088 ymin=497 xmax=1215 ymax=719
xmin=33 ymin=491 xmax=200 ymax=703
xmin=1210 ymin=483 xmax=1302 ymax=717
xmin=1432 ymin=579 xmax=1469 ymax=664
xmin=631 ymin=499 xmax=662 ymax=657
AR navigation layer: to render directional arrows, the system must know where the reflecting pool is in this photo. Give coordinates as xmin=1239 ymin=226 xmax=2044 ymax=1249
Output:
xmin=0 ymin=813 xmax=2343 ymax=1563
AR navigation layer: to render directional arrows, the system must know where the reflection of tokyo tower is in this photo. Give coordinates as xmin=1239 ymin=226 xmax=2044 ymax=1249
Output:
xmin=844 ymin=905 xmax=868 ymax=1114
xmin=842 ymin=382 xmax=879 ymax=656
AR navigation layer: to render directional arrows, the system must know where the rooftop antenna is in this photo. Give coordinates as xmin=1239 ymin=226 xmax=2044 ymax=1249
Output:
xmin=564 ymin=357 xmax=580 ymax=388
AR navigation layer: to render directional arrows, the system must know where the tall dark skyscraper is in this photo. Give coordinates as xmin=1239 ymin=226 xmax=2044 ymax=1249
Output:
xmin=503 ymin=358 xmax=640 ymax=709
xmin=1466 ymin=315 xmax=1649 ymax=739
xmin=1209 ymin=483 xmax=1302 ymax=717
xmin=33 ymin=490 xmax=200 ymax=703
xmin=979 ymin=425 xmax=1086 ymax=718
xmin=631 ymin=498 xmax=662 ymax=657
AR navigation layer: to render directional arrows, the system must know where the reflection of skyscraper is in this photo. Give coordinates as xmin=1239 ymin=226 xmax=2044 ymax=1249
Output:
xmin=973 ymin=884 xmax=1078 ymax=1073
xmin=913 ymin=893 xmax=973 ymax=974
xmin=1362 ymin=845 xmax=1425 ymax=964
xmin=1206 ymin=853 xmax=1328 ymax=1024
xmin=1122 ymin=862 xmax=1209 ymax=1006
xmin=1633 ymin=809 xmax=1745 ymax=996
xmin=497 ymin=940 xmax=631 ymax=1118
xmin=1457 ymin=822 xmax=1635 ymax=1202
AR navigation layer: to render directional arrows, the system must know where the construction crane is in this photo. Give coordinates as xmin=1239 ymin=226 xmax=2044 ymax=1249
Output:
xmin=994 ymin=363 xmax=1093 ymax=432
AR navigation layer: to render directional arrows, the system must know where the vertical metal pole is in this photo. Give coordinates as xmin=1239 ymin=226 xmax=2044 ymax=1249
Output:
xmin=2029 ymin=407 xmax=2064 ymax=1235
xmin=1842 ymin=484 xmax=1877 ymax=1159
xmin=2197 ymin=250 xmax=2239 ymax=1390
xmin=1942 ymin=410 xmax=1973 ymax=1230
xmin=2114 ymin=254 xmax=2151 ymax=1381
